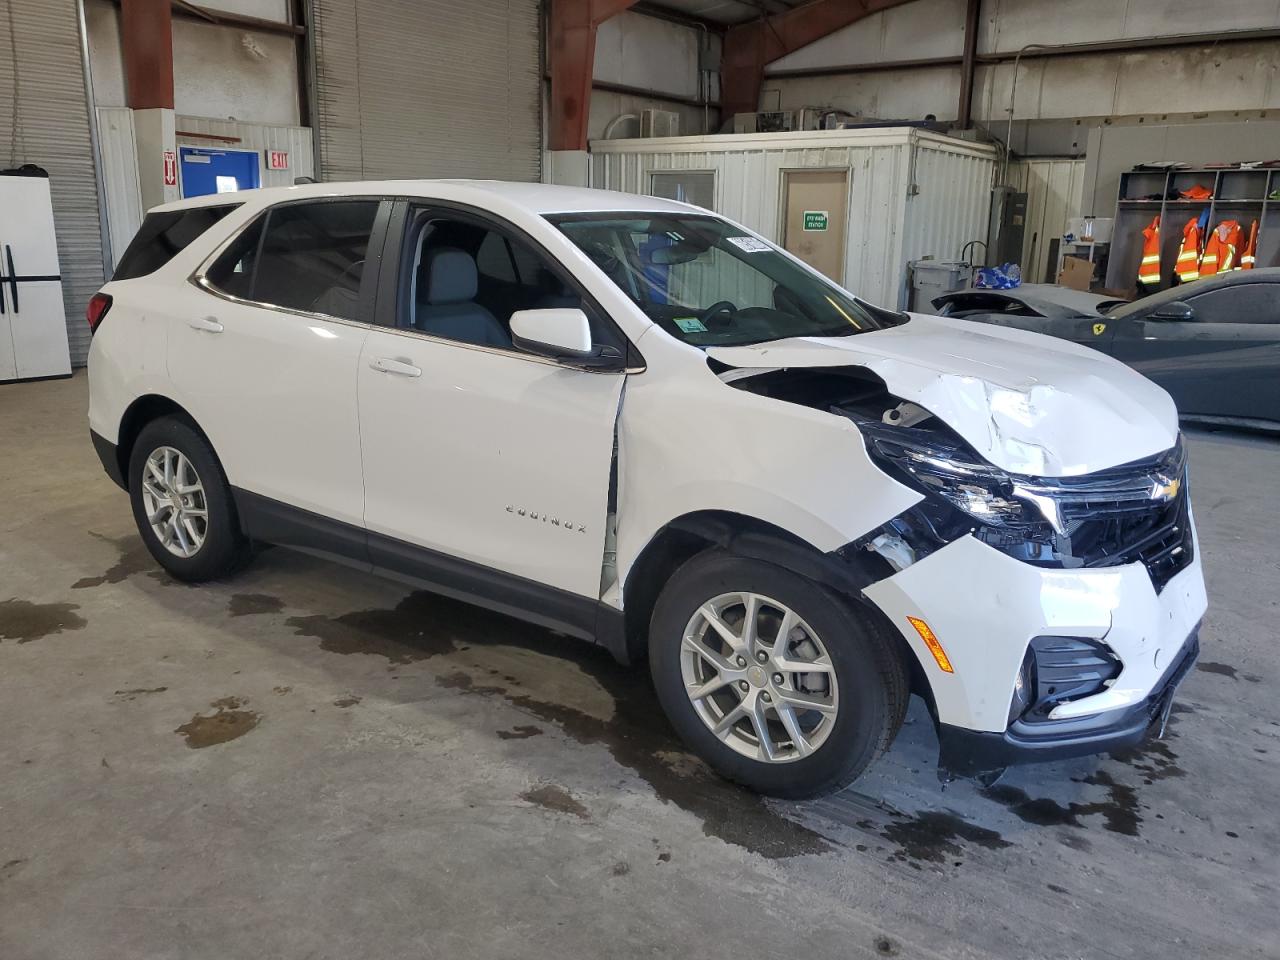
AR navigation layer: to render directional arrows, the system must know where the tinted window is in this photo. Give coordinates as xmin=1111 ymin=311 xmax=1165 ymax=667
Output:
xmin=205 ymin=215 xmax=265 ymax=300
xmin=113 ymin=205 xmax=238 ymax=280
xmin=1186 ymin=283 xmax=1280 ymax=324
xmin=255 ymin=201 xmax=378 ymax=320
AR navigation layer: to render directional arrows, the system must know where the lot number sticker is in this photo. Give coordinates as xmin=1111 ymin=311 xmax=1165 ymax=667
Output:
xmin=803 ymin=210 xmax=829 ymax=232
xmin=726 ymin=236 xmax=771 ymax=253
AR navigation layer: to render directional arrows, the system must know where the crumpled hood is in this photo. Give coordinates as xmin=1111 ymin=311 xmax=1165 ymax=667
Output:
xmin=708 ymin=313 xmax=1179 ymax=477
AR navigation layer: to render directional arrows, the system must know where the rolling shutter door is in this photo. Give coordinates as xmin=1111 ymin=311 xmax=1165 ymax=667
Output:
xmin=311 ymin=0 xmax=541 ymax=183
xmin=0 ymin=0 xmax=106 ymax=366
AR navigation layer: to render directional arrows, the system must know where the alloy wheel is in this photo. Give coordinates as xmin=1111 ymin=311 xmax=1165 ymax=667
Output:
xmin=140 ymin=446 xmax=209 ymax=558
xmin=680 ymin=591 xmax=839 ymax=763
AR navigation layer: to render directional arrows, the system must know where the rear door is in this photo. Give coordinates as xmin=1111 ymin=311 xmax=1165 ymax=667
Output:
xmin=168 ymin=198 xmax=387 ymax=534
xmin=1109 ymin=280 xmax=1280 ymax=423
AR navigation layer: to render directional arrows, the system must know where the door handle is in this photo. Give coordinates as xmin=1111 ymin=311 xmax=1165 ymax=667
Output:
xmin=4 ymin=245 xmax=16 ymax=313
xmin=369 ymin=357 xmax=422 ymax=378
xmin=187 ymin=316 xmax=224 ymax=333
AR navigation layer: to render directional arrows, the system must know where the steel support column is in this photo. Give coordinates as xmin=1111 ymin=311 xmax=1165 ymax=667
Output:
xmin=957 ymin=0 xmax=981 ymax=128
xmin=720 ymin=0 xmax=918 ymax=120
xmin=548 ymin=0 xmax=639 ymax=152
xmin=121 ymin=0 xmax=174 ymax=109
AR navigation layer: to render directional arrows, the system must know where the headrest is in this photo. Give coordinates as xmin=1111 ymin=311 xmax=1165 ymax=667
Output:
xmin=423 ymin=247 xmax=478 ymax=305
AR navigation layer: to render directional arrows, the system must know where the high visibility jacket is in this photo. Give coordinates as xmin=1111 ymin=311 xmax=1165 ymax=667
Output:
xmin=1174 ymin=217 xmax=1201 ymax=282
xmin=1240 ymin=220 xmax=1258 ymax=270
xmin=1200 ymin=220 xmax=1242 ymax=276
xmin=1137 ymin=216 xmax=1161 ymax=286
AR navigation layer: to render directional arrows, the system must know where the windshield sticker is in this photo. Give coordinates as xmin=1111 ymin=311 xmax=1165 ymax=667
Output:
xmin=726 ymin=236 xmax=771 ymax=253
xmin=674 ymin=316 xmax=709 ymax=333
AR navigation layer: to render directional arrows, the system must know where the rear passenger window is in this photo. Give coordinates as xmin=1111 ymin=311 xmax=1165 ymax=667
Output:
xmin=204 ymin=200 xmax=379 ymax=321
xmin=113 ymin=205 xmax=239 ymax=280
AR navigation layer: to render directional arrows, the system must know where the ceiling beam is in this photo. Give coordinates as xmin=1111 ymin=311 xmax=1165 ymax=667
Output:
xmin=548 ymin=0 xmax=641 ymax=152
xmin=720 ymin=0 xmax=919 ymax=118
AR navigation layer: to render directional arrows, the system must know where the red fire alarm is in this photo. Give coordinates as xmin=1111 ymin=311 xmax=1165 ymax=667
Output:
xmin=268 ymin=150 xmax=289 ymax=171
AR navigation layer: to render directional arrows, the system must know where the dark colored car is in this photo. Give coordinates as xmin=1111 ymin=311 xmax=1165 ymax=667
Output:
xmin=934 ymin=269 xmax=1280 ymax=432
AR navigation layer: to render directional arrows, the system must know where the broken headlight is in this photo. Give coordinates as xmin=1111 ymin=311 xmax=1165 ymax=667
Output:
xmin=857 ymin=420 xmax=1045 ymax=529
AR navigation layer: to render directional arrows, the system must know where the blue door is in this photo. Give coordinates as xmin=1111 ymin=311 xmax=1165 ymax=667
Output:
xmin=179 ymin=147 xmax=261 ymax=198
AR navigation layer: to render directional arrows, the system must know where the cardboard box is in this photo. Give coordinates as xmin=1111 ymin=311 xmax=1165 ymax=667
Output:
xmin=1057 ymin=256 xmax=1094 ymax=291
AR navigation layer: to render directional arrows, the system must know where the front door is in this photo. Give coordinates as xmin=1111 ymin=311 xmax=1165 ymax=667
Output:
xmin=1109 ymin=281 xmax=1280 ymax=422
xmin=169 ymin=199 xmax=384 ymax=529
xmin=781 ymin=170 xmax=849 ymax=283
xmin=357 ymin=205 xmax=625 ymax=607
xmin=180 ymin=147 xmax=262 ymax=198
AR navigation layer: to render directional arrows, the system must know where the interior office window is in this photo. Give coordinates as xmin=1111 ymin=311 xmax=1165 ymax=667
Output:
xmin=113 ymin=204 xmax=240 ymax=280
xmin=649 ymin=172 xmax=715 ymax=211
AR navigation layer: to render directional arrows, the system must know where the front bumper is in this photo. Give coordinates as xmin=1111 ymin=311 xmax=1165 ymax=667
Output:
xmin=936 ymin=628 xmax=1198 ymax=775
xmin=862 ymin=528 xmax=1207 ymax=761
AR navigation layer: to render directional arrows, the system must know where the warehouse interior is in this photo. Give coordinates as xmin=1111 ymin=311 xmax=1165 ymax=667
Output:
xmin=1 ymin=1 xmax=1277 ymax=957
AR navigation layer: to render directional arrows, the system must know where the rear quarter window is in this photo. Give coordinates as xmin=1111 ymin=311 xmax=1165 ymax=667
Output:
xmin=112 ymin=205 xmax=240 ymax=281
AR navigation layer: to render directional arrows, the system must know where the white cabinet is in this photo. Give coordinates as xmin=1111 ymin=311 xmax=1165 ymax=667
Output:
xmin=0 ymin=171 xmax=72 ymax=381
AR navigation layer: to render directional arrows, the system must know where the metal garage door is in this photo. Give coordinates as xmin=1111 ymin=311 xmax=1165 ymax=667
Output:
xmin=0 ymin=0 xmax=106 ymax=367
xmin=311 ymin=0 xmax=542 ymax=183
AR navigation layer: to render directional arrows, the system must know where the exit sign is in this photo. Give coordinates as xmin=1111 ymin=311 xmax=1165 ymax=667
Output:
xmin=267 ymin=150 xmax=290 ymax=170
xmin=803 ymin=210 xmax=829 ymax=232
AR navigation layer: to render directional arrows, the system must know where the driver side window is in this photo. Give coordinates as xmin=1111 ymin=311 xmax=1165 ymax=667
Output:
xmin=1185 ymin=284 xmax=1279 ymax=325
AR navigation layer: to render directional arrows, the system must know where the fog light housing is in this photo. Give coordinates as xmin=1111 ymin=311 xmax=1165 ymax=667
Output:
xmin=1008 ymin=648 xmax=1036 ymax=725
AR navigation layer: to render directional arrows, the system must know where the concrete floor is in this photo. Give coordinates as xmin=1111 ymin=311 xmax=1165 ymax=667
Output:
xmin=1 ymin=372 xmax=1276 ymax=960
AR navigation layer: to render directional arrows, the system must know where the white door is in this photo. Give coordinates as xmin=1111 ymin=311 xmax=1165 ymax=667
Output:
xmin=0 ymin=176 xmax=61 ymax=275
xmin=357 ymin=208 xmax=625 ymax=599
xmin=10 ymin=280 xmax=72 ymax=379
xmin=166 ymin=199 xmax=382 ymax=526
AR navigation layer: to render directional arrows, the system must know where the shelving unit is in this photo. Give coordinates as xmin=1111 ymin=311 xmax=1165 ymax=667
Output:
xmin=1106 ymin=167 xmax=1278 ymax=293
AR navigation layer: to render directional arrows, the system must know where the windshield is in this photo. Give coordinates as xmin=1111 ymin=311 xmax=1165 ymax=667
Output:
xmin=546 ymin=212 xmax=906 ymax=347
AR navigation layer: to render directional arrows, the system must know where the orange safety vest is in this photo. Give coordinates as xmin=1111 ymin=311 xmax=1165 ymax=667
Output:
xmin=1200 ymin=220 xmax=1242 ymax=277
xmin=1174 ymin=217 xmax=1201 ymax=282
xmin=1240 ymin=220 xmax=1258 ymax=269
xmin=1137 ymin=215 xmax=1161 ymax=286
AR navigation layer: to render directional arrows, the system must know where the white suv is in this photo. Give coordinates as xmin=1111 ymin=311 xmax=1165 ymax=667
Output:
xmin=87 ymin=181 xmax=1206 ymax=798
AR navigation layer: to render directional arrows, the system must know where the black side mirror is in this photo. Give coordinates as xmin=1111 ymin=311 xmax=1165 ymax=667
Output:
xmin=1150 ymin=300 xmax=1196 ymax=322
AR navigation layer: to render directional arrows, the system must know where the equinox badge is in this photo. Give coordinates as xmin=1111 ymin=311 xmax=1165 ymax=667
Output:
xmin=506 ymin=504 xmax=586 ymax=533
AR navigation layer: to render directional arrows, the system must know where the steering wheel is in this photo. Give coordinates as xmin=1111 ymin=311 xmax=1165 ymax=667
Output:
xmin=699 ymin=300 xmax=737 ymax=324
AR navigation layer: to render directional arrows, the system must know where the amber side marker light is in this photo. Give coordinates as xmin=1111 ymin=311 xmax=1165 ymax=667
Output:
xmin=907 ymin=616 xmax=954 ymax=673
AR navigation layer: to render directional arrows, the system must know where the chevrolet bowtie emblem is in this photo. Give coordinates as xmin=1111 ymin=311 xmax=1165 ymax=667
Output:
xmin=1151 ymin=476 xmax=1181 ymax=501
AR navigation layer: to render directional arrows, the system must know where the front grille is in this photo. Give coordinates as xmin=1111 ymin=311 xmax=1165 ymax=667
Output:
xmin=1022 ymin=438 xmax=1194 ymax=593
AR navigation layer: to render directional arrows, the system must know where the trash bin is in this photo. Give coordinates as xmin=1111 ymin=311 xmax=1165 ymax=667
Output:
xmin=910 ymin=259 xmax=968 ymax=312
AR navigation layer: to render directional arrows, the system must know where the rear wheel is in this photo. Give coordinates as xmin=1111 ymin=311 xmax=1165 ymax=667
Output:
xmin=128 ymin=417 xmax=249 ymax=582
xmin=649 ymin=550 xmax=908 ymax=798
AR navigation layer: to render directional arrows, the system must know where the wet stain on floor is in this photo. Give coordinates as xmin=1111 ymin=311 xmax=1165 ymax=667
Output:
xmin=333 ymin=695 xmax=361 ymax=708
xmin=520 ymin=783 xmax=591 ymax=820
xmin=175 ymin=696 xmax=260 ymax=748
xmin=983 ymin=768 xmax=1142 ymax=837
xmin=0 ymin=598 xmax=87 ymax=643
xmin=1196 ymin=661 xmax=1261 ymax=682
xmin=112 ymin=686 xmax=167 ymax=701
xmin=72 ymin=533 xmax=151 ymax=589
xmin=1110 ymin=738 xmax=1185 ymax=784
xmin=881 ymin=810 xmax=1011 ymax=864
xmin=229 ymin=593 xmax=285 ymax=617
xmin=289 ymin=591 xmax=832 ymax=859
xmin=497 ymin=724 xmax=544 ymax=740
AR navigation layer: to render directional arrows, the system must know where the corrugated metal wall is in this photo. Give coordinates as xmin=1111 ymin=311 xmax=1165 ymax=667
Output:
xmin=96 ymin=107 xmax=143 ymax=271
xmin=1007 ymin=158 xmax=1087 ymax=283
xmin=0 ymin=0 xmax=106 ymax=366
xmin=592 ymin=131 xmax=995 ymax=309
xmin=311 ymin=0 xmax=541 ymax=182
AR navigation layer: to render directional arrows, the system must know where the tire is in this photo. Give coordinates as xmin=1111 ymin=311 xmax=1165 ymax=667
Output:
xmin=649 ymin=549 xmax=908 ymax=799
xmin=127 ymin=416 xmax=250 ymax=582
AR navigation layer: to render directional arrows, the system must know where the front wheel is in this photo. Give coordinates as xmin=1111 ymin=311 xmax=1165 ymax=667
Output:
xmin=649 ymin=550 xmax=908 ymax=799
xmin=128 ymin=416 xmax=250 ymax=582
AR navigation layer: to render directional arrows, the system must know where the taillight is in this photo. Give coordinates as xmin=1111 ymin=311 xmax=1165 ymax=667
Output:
xmin=86 ymin=293 xmax=113 ymax=334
